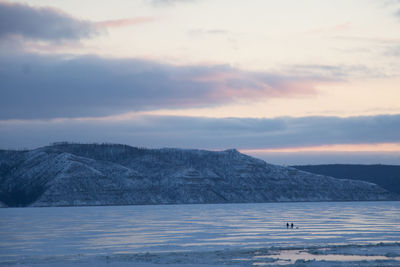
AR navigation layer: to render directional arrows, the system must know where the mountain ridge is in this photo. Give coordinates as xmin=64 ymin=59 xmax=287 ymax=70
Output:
xmin=0 ymin=143 xmax=397 ymax=207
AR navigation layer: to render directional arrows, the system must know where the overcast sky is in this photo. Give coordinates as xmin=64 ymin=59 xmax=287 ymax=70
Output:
xmin=1 ymin=0 xmax=400 ymax=164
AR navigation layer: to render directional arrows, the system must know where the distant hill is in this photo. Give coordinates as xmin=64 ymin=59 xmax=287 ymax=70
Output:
xmin=292 ymin=164 xmax=400 ymax=195
xmin=0 ymin=143 xmax=397 ymax=207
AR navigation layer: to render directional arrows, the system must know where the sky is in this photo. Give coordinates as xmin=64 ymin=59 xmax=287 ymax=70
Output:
xmin=0 ymin=0 xmax=400 ymax=165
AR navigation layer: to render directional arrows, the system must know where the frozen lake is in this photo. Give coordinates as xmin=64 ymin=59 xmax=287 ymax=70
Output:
xmin=1 ymin=201 xmax=400 ymax=266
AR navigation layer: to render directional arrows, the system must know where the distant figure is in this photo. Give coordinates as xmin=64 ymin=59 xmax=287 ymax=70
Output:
xmin=291 ymin=223 xmax=294 ymax=229
xmin=286 ymin=222 xmax=289 ymax=229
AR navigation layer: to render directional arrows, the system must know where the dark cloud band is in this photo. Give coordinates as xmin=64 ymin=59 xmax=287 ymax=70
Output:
xmin=0 ymin=114 xmax=399 ymax=150
xmin=0 ymin=53 xmax=322 ymax=120
xmin=0 ymin=1 xmax=97 ymax=41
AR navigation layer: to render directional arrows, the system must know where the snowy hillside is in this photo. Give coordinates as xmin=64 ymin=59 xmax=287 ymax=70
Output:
xmin=0 ymin=143 xmax=397 ymax=207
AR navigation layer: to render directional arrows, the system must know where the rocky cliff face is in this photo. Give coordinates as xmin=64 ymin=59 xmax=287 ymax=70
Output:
xmin=0 ymin=143 xmax=396 ymax=207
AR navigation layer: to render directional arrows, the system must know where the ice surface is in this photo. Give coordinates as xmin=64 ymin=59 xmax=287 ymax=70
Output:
xmin=1 ymin=201 xmax=399 ymax=266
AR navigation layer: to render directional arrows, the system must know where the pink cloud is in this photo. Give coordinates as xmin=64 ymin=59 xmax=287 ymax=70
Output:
xmin=95 ymin=17 xmax=156 ymax=28
xmin=189 ymin=70 xmax=319 ymax=101
xmin=241 ymin=143 xmax=400 ymax=153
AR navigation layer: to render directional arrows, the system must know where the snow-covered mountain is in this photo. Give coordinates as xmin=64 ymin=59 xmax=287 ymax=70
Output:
xmin=0 ymin=143 xmax=396 ymax=207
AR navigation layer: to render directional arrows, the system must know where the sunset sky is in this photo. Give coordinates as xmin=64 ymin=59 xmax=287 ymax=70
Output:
xmin=1 ymin=0 xmax=400 ymax=164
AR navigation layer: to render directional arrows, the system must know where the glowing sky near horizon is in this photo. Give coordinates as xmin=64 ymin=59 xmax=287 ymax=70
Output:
xmin=0 ymin=0 xmax=400 ymax=164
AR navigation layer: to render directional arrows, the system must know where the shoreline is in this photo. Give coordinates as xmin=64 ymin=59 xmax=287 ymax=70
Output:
xmin=2 ymin=242 xmax=400 ymax=267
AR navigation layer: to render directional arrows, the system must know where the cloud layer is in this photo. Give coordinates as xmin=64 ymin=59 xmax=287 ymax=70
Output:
xmin=0 ymin=1 xmax=96 ymax=41
xmin=0 ymin=53 xmax=323 ymax=120
xmin=1 ymin=114 xmax=399 ymax=150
